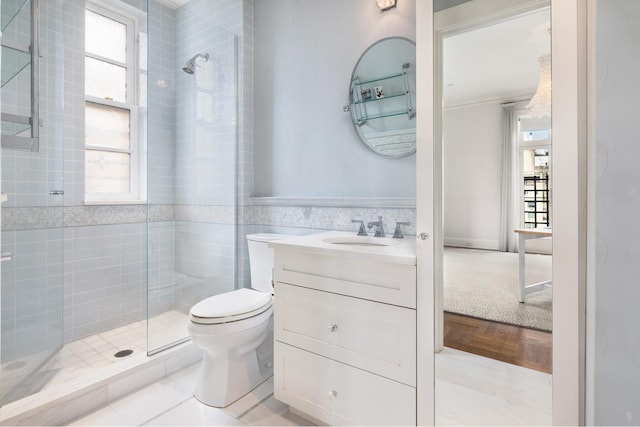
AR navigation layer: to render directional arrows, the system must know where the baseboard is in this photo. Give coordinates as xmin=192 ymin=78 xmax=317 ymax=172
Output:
xmin=444 ymin=237 xmax=499 ymax=251
xmin=445 ymin=237 xmax=552 ymax=255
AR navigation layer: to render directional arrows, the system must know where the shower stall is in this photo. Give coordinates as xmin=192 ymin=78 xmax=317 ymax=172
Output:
xmin=0 ymin=0 xmax=240 ymax=410
xmin=1 ymin=0 xmax=65 ymax=406
xmin=146 ymin=0 xmax=239 ymax=353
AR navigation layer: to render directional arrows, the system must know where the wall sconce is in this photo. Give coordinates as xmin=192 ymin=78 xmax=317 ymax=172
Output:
xmin=376 ymin=0 xmax=397 ymax=12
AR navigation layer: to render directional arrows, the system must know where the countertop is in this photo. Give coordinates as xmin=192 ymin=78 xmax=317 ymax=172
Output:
xmin=268 ymin=231 xmax=417 ymax=266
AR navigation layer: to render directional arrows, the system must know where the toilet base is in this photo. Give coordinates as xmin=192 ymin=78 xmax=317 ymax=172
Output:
xmin=193 ymin=331 xmax=273 ymax=407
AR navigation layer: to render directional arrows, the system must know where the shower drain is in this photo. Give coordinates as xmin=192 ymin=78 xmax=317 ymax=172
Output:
xmin=114 ymin=349 xmax=134 ymax=358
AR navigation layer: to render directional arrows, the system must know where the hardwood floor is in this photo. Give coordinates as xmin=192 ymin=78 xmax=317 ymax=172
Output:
xmin=443 ymin=312 xmax=552 ymax=374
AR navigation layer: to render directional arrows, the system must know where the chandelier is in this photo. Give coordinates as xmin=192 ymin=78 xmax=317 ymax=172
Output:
xmin=526 ymin=54 xmax=551 ymax=118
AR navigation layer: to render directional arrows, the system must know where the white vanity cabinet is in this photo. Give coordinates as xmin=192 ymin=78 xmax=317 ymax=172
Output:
xmin=270 ymin=232 xmax=417 ymax=426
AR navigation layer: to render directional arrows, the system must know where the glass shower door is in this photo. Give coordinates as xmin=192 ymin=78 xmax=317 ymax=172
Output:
xmin=146 ymin=0 xmax=238 ymax=353
xmin=0 ymin=0 xmax=65 ymax=405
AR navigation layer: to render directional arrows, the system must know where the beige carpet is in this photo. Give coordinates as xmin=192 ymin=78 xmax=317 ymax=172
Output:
xmin=443 ymin=247 xmax=553 ymax=331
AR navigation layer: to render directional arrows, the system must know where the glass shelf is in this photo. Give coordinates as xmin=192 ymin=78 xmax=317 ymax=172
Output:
xmin=0 ymin=0 xmax=38 ymax=151
xmin=352 ymin=92 xmax=406 ymax=105
xmin=1 ymin=119 xmax=30 ymax=136
xmin=353 ymin=109 xmax=415 ymax=125
xmin=352 ymin=72 xmax=404 ymax=86
xmin=1 ymin=0 xmax=29 ymax=32
xmin=1 ymin=44 xmax=31 ymax=87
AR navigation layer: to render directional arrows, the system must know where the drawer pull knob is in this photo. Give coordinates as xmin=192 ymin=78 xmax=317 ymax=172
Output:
xmin=328 ymin=390 xmax=338 ymax=401
xmin=329 ymin=324 xmax=339 ymax=332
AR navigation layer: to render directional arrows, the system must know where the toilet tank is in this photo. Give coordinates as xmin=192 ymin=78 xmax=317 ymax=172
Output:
xmin=247 ymin=233 xmax=290 ymax=293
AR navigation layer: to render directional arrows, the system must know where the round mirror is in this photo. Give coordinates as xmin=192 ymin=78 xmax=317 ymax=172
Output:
xmin=348 ymin=37 xmax=416 ymax=158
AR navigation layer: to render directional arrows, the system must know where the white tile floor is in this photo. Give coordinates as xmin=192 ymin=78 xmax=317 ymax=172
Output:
xmin=67 ymin=347 xmax=551 ymax=426
xmin=435 ymin=348 xmax=552 ymax=426
xmin=67 ymin=365 xmax=314 ymax=426
xmin=0 ymin=311 xmax=194 ymax=425
xmin=2 ymin=310 xmax=551 ymax=427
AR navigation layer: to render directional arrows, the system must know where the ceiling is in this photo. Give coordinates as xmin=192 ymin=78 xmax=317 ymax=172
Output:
xmin=434 ymin=0 xmax=474 ymax=12
xmin=154 ymin=0 xmax=190 ymax=9
xmin=442 ymin=7 xmax=551 ymax=107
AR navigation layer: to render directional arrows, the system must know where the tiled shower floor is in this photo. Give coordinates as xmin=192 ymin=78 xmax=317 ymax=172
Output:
xmin=0 ymin=310 xmax=197 ymax=425
xmin=48 ymin=310 xmax=188 ymax=386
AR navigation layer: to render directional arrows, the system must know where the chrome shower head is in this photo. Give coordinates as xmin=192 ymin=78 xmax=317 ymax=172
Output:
xmin=182 ymin=53 xmax=209 ymax=75
xmin=182 ymin=64 xmax=195 ymax=74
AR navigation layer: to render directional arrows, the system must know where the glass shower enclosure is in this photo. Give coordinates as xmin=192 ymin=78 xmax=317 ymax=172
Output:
xmin=0 ymin=0 xmax=65 ymax=405
xmin=145 ymin=0 xmax=238 ymax=354
xmin=0 ymin=0 xmax=239 ymax=406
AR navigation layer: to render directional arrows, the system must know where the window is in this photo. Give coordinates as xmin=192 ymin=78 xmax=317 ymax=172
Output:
xmin=84 ymin=3 xmax=144 ymax=203
xmin=518 ymin=115 xmax=551 ymax=229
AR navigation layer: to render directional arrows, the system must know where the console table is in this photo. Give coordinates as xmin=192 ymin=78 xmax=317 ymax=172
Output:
xmin=514 ymin=228 xmax=552 ymax=303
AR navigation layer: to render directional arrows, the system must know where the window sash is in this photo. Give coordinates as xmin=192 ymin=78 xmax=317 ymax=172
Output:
xmin=85 ymin=100 xmax=131 ymax=152
xmin=85 ymin=104 xmax=140 ymax=202
xmin=84 ymin=1 xmax=144 ymax=203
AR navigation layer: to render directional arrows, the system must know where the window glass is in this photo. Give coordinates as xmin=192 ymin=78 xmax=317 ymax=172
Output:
xmin=85 ymin=9 xmax=127 ymax=62
xmin=522 ymin=129 xmax=550 ymax=141
xmin=85 ymin=2 xmax=142 ymax=202
xmin=85 ymin=102 xmax=130 ymax=150
xmin=85 ymin=150 xmax=131 ymax=193
xmin=85 ymin=57 xmax=127 ymax=102
xmin=522 ymin=147 xmax=550 ymax=229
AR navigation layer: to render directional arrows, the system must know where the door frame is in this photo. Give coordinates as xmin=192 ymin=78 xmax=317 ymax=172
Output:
xmin=415 ymin=0 xmax=587 ymax=424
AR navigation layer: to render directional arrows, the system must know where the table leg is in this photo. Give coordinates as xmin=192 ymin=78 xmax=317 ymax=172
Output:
xmin=518 ymin=233 xmax=525 ymax=303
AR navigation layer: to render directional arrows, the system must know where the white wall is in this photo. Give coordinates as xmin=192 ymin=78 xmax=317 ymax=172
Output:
xmin=253 ymin=0 xmax=416 ymax=198
xmin=443 ymin=102 xmax=501 ymax=249
xmin=591 ymin=0 xmax=640 ymax=423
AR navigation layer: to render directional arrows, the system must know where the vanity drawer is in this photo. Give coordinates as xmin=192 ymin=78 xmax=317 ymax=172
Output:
xmin=274 ymin=250 xmax=416 ymax=308
xmin=274 ymin=341 xmax=416 ymax=426
xmin=274 ymin=283 xmax=416 ymax=386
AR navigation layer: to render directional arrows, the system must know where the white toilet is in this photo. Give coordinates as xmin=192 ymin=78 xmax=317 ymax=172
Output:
xmin=188 ymin=233 xmax=287 ymax=407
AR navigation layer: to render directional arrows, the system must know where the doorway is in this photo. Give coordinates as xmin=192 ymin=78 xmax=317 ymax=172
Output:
xmin=416 ymin=0 xmax=588 ymax=425
xmin=433 ymin=3 xmax=553 ymax=424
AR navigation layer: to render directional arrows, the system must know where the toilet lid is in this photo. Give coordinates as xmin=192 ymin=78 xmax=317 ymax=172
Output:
xmin=190 ymin=288 xmax=272 ymax=321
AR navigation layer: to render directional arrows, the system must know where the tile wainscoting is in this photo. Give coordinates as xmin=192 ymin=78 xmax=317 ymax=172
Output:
xmin=1 ymin=198 xmax=415 ymax=347
xmin=250 ymin=197 xmax=417 ymax=236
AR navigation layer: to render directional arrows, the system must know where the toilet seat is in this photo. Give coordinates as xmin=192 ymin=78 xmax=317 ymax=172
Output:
xmin=190 ymin=288 xmax=272 ymax=325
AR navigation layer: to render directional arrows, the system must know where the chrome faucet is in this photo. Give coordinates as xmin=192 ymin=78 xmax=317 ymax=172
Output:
xmin=351 ymin=219 xmax=367 ymax=236
xmin=393 ymin=222 xmax=411 ymax=239
xmin=367 ymin=216 xmax=385 ymax=237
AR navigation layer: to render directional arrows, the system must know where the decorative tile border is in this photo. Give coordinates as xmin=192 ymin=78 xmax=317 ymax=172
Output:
xmin=2 ymin=201 xmax=417 ymax=236
xmin=148 ymin=204 xmax=175 ymax=223
xmin=2 ymin=205 xmax=173 ymax=231
xmin=252 ymin=205 xmax=417 ymax=236
xmin=2 ymin=207 xmax=64 ymax=230
xmin=237 ymin=205 xmax=254 ymax=225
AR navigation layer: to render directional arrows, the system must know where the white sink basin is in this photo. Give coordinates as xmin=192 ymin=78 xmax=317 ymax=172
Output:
xmin=269 ymin=231 xmax=416 ymax=266
xmin=321 ymin=235 xmax=395 ymax=247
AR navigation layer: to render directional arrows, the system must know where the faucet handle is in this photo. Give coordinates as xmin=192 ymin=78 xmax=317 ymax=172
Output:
xmin=351 ymin=219 xmax=367 ymax=236
xmin=393 ymin=222 xmax=411 ymax=239
xmin=368 ymin=216 xmax=385 ymax=237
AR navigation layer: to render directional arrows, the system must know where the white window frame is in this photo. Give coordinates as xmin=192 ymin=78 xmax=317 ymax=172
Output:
xmin=517 ymin=113 xmax=552 ymax=229
xmin=84 ymin=1 xmax=145 ymax=204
